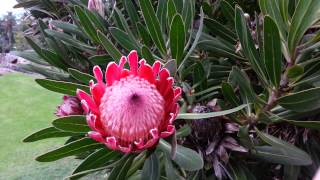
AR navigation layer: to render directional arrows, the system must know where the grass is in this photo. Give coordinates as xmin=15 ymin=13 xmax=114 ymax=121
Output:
xmin=0 ymin=73 xmax=80 ymax=179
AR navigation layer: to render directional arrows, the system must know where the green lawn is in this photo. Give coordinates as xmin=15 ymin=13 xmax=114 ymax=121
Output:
xmin=0 ymin=73 xmax=80 ymax=179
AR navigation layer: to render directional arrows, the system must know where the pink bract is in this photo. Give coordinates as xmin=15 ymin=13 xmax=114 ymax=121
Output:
xmin=77 ymin=50 xmax=181 ymax=153
xmin=55 ymin=95 xmax=84 ymax=117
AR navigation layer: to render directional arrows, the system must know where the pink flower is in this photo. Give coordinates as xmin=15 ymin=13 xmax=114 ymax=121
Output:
xmin=77 ymin=50 xmax=181 ymax=153
xmin=87 ymin=0 xmax=105 ymax=17
xmin=55 ymin=96 xmax=84 ymax=117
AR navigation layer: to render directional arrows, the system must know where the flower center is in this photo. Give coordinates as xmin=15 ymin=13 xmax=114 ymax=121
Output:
xmin=100 ymin=76 xmax=165 ymax=144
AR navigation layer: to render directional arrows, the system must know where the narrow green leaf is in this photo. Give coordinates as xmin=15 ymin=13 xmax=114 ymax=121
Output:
xmin=221 ymin=0 xmax=235 ymax=24
xmin=89 ymin=54 xmax=112 ymax=65
xmin=288 ymin=0 xmax=320 ymax=54
xmin=235 ymin=6 xmax=267 ymax=84
xmin=176 ymin=124 xmax=192 ymax=138
xmin=287 ymin=65 xmax=304 ymax=79
xmin=278 ymin=87 xmax=320 ymax=112
xmin=255 ymin=128 xmax=312 ymax=165
xmin=23 ymin=127 xmax=76 ymax=142
xmin=170 ymin=14 xmax=186 ymax=64
xmin=72 ymin=148 xmax=120 ymax=175
xmin=108 ymin=154 xmax=135 ymax=180
xmin=36 ymin=138 xmax=104 ymax=162
xmin=284 ymin=119 xmax=320 ymax=129
xmin=50 ymin=20 xmax=87 ymax=39
xmin=141 ymin=46 xmax=155 ymax=64
xmin=141 ymin=153 xmax=160 ymax=180
xmin=222 ymin=82 xmax=241 ymax=106
xmin=68 ymin=68 xmax=95 ymax=84
xmin=164 ymin=153 xmax=178 ymax=180
xmin=167 ymin=0 xmax=177 ymax=25
xmin=263 ymin=16 xmax=282 ymax=87
xmin=35 ymin=79 xmax=89 ymax=96
xmin=177 ymin=104 xmax=247 ymax=120
xmin=109 ymin=27 xmax=140 ymax=51
xmin=182 ymin=0 xmax=195 ymax=32
xmin=139 ymin=0 xmax=166 ymax=54
xmin=156 ymin=0 xmax=167 ymax=32
xmin=74 ymin=6 xmax=99 ymax=43
xmin=52 ymin=115 xmax=90 ymax=133
xmin=158 ymin=139 xmax=203 ymax=171
xmin=97 ymin=31 xmax=122 ymax=61
xmin=204 ymin=18 xmax=237 ymax=43
xmin=124 ymin=0 xmax=140 ymax=29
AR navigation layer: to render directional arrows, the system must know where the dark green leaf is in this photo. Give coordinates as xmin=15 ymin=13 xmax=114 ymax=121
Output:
xmin=72 ymin=148 xmax=120 ymax=175
xmin=141 ymin=153 xmax=160 ymax=180
xmin=108 ymin=154 xmax=135 ymax=180
xmin=74 ymin=6 xmax=99 ymax=43
xmin=204 ymin=18 xmax=237 ymax=43
xmin=139 ymin=0 xmax=166 ymax=54
xmin=263 ymin=16 xmax=282 ymax=87
xmin=221 ymin=1 xmax=235 ymax=24
xmin=288 ymin=0 xmax=320 ymax=54
xmin=222 ymin=82 xmax=241 ymax=106
xmin=36 ymin=138 xmax=104 ymax=162
xmin=52 ymin=115 xmax=90 ymax=133
xmin=278 ymin=87 xmax=320 ymax=112
xmin=68 ymin=68 xmax=95 ymax=84
xmin=109 ymin=27 xmax=140 ymax=51
xmin=287 ymin=65 xmax=304 ymax=79
xmin=170 ymin=14 xmax=186 ymax=64
xmin=97 ymin=31 xmax=122 ymax=61
xmin=158 ymin=140 xmax=203 ymax=171
xmin=141 ymin=46 xmax=155 ymax=64
xmin=235 ymin=6 xmax=267 ymax=84
xmin=50 ymin=20 xmax=87 ymax=39
xmin=255 ymin=128 xmax=312 ymax=165
xmin=35 ymin=78 xmax=89 ymax=96
xmin=23 ymin=127 xmax=76 ymax=142
xmin=167 ymin=0 xmax=177 ymax=25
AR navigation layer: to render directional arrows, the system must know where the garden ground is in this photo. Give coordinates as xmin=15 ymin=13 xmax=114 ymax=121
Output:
xmin=0 ymin=73 xmax=80 ymax=179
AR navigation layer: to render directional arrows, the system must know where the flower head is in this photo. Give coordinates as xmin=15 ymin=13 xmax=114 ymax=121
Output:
xmin=55 ymin=95 xmax=84 ymax=117
xmin=77 ymin=50 xmax=181 ymax=153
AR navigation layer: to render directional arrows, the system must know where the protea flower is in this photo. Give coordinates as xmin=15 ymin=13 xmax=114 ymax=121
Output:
xmin=55 ymin=95 xmax=84 ymax=117
xmin=184 ymin=102 xmax=247 ymax=179
xmin=77 ymin=50 xmax=181 ymax=153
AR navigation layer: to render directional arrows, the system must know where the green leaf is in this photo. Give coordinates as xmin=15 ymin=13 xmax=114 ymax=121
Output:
xmin=278 ymin=87 xmax=320 ymax=112
xmin=177 ymin=104 xmax=247 ymax=120
xmin=259 ymin=0 xmax=287 ymax=39
xmin=139 ymin=0 xmax=166 ymax=55
xmin=284 ymin=119 xmax=320 ymax=129
xmin=89 ymin=54 xmax=112 ymax=65
xmin=263 ymin=16 xmax=282 ymax=87
xmin=23 ymin=127 xmax=76 ymax=142
xmin=35 ymin=79 xmax=89 ymax=96
xmin=36 ymin=138 xmax=104 ymax=162
xmin=287 ymin=65 xmax=304 ymax=79
xmin=74 ymin=6 xmax=99 ymax=43
xmin=288 ymin=0 xmax=320 ymax=54
xmin=68 ymin=68 xmax=94 ymax=84
xmin=45 ymin=29 xmax=96 ymax=53
xmin=204 ymin=18 xmax=237 ymax=43
xmin=176 ymin=124 xmax=191 ymax=138
xmin=182 ymin=0 xmax=195 ymax=32
xmin=253 ymin=146 xmax=311 ymax=166
xmin=50 ymin=20 xmax=87 ymax=39
xmin=192 ymin=62 xmax=207 ymax=93
xmin=158 ymin=140 xmax=203 ymax=171
xmin=109 ymin=27 xmax=140 ymax=51
xmin=222 ymin=82 xmax=241 ymax=107
xmin=141 ymin=153 xmax=160 ymax=180
xmin=178 ymin=8 xmax=204 ymax=71
xmin=255 ymin=128 xmax=312 ymax=165
xmin=97 ymin=31 xmax=122 ymax=61
xmin=156 ymin=0 xmax=167 ymax=32
xmin=170 ymin=14 xmax=186 ymax=64
xmin=124 ymin=0 xmax=140 ymax=30
xmin=141 ymin=46 xmax=155 ymax=64
xmin=52 ymin=115 xmax=90 ymax=133
xmin=167 ymin=0 xmax=177 ymax=25
xmin=13 ymin=50 xmax=48 ymax=66
xmin=221 ymin=0 xmax=235 ymax=24
xmin=235 ymin=6 xmax=267 ymax=84
xmin=72 ymin=148 xmax=120 ymax=175
xmin=164 ymin=153 xmax=178 ymax=180
xmin=108 ymin=154 xmax=135 ymax=180
xmin=136 ymin=23 xmax=153 ymax=47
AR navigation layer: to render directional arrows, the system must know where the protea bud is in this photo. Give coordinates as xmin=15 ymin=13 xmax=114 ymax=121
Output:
xmin=88 ymin=0 xmax=105 ymax=17
xmin=186 ymin=102 xmax=247 ymax=179
xmin=77 ymin=50 xmax=181 ymax=153
xmin=55 ymin=95 xmax=84 ymax=117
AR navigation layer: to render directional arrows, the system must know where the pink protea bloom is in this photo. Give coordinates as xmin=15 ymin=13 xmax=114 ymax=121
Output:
xmin=55 ymin=95 xmax=84 ymax=117
xmin=77 ymin=50 xmax=181 ymax=153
